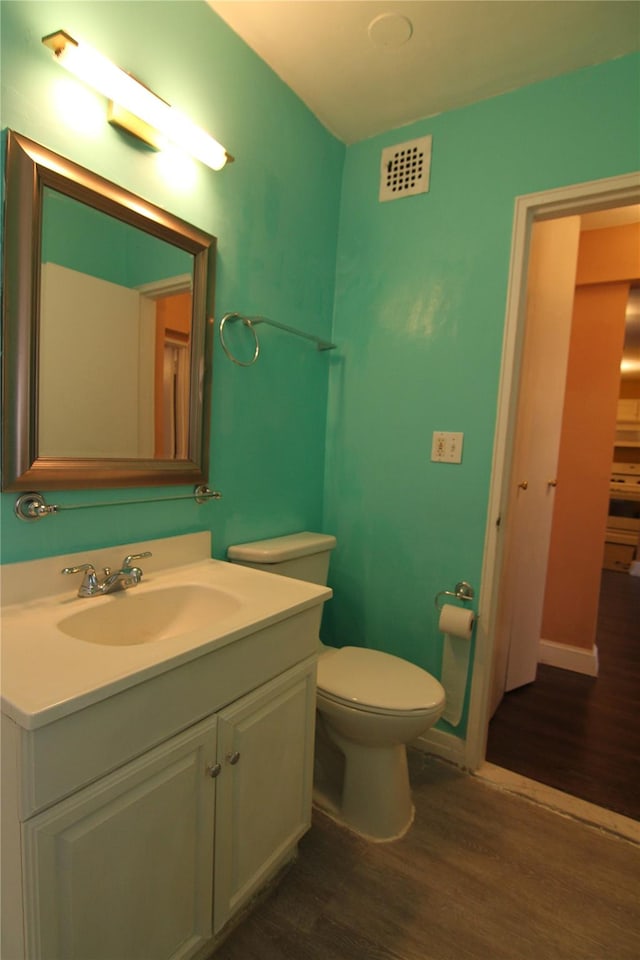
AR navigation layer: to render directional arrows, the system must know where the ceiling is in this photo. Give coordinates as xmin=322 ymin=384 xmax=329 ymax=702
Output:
xmin=207 ymin=1 xmax=640 ymax=144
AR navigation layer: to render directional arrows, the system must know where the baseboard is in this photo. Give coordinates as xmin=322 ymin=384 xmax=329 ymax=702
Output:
xmin=414 ymin=726 xmax=466 ymax=767
xmin=538 ymin=638 xmax=599 ymax=677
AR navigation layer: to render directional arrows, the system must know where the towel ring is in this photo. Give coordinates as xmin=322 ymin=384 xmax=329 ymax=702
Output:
xmin=219 ymin=312 xmax=260 ymax=367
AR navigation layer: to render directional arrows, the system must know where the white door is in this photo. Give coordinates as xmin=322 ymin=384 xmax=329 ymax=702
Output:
xmin=23 ymin=717 xmax=217 ymax=960
xmin=490 ymin=216 xmax=581 ymax=712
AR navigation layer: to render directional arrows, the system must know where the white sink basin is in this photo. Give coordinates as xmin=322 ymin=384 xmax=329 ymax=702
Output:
xmin=1 ymin=534 xmax=332 ymax=730
xmin=57 ymin=584 xmax=242 ymax=646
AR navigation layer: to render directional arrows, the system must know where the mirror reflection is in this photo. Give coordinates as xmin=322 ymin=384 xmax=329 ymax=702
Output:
xmin=39 ymin=189 xmax=194 ymax=460
xmin=1 ymin=131 xmax=215 ymax=491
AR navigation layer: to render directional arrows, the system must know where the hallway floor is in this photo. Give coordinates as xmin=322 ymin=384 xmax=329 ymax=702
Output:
xmin=486 ymin=569 xmax=640 ymax=821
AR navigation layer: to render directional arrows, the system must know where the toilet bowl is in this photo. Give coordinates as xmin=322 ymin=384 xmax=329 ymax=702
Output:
xmin=315 ymin=645 xmax=444 ymax=839
xmin=227 ymin=532 xmax=446 ymax=841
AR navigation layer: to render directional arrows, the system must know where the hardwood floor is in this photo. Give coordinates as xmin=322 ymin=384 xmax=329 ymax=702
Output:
xmin=214 ymin=754 xmax=640 ymax=960
xmin=487 ymin=569 xmax=640 ymax=820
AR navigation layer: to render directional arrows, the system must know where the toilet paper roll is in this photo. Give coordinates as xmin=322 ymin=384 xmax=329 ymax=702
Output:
xmin=438 ymin=603 xmax=475 ymax=640
xmin=439 ymin=603 xmax=475 ymax=727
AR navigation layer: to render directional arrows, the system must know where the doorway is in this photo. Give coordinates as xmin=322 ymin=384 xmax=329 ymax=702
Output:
xmin=484 ymin=218 xmax=640 ymax=818
xmin=490 ymin=210 xmax=639 ymax=816
xmin=465 ymin=173 xmax=640 ymax=817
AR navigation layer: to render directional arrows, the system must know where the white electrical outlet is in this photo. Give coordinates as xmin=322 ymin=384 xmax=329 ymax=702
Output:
xmin=431 ymin=431 xmax=464 ymax=463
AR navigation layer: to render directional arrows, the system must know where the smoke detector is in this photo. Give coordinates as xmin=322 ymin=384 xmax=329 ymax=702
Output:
xmin=368 ymin=14 xmax=413 ymax=48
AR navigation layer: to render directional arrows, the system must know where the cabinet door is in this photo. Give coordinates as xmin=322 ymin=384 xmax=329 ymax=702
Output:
xmin=23 ymin=716 xmax=217 ymax=960
xmin=213 ymin=659 xmax=316 ymax=932
xmin=617 ymin=398 xmax=640 ymax=424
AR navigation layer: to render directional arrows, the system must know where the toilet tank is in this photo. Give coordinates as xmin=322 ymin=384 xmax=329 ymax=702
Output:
xmin=227 ymin=532 xmax=336 ymax=585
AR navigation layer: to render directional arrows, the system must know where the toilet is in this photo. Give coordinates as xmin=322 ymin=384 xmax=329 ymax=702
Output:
xmin=227 ymin=532 xmax=445 ymax=842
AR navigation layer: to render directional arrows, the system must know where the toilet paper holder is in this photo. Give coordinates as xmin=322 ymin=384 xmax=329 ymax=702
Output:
xmin=434 ymin=581 xmax=474 ymax=611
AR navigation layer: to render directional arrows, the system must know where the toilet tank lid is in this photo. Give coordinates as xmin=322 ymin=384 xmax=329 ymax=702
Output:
xmin=227 ymin=532 xmax=336 ymax=563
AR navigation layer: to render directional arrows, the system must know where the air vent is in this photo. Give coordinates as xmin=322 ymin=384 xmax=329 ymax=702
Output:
xmin=379 ymin=135 xmax=432 ymax=203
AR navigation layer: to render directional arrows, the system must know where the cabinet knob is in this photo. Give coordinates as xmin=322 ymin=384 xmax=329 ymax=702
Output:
xmin=227 ymin=751 xmax=241 ymax=765
xmin=517 ymin=480 xmax=528 ymax=490
xmin=547 ymin=479 xmax=558 ymax=487
xmin=206 ymin=762 xmax=222 ymax=779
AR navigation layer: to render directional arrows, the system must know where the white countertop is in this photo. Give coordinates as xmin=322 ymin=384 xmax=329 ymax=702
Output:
xmin=1 ymin=534 xmax=330 ymax=730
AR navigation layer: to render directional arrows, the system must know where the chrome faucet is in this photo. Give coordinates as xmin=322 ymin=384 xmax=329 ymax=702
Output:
xmin=61 ymin=552 xmax=152 ymax=597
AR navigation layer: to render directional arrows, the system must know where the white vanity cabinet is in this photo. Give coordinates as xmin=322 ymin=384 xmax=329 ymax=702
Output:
xmin=6 ymin=653 xmax=317 ymax=960
xmin=1 ymin=536 xmax=330 ymax=960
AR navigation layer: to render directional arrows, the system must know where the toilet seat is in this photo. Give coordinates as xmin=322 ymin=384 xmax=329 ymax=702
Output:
xmin=317 ymin=646 xmax=444 ymax=716
xmin=317 ymin=688 xmax=443 ymax=719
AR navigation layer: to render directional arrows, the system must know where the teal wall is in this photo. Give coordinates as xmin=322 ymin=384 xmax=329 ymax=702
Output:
xmin=0 ymin=0 xmax=344 ymax=563
xmin=42 ymin=190 xmax=192 ymax=286
xmin=1 ymin=1 xmax=638 ymax=738
xmin=321 ymin=53 xmax=640 ymax=734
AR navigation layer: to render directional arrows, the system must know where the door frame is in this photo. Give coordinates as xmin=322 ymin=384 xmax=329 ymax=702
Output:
xmin=464 ymin=171 xmax=640 ymax=772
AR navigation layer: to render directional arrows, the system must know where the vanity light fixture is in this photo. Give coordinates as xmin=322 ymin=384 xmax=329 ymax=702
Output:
xmin=42 ymin=30 xmax=233 ymax=171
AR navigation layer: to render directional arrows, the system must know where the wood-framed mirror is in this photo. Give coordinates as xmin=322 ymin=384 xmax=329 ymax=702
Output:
xmin=1 ymin=130 xmax=215 ymax=491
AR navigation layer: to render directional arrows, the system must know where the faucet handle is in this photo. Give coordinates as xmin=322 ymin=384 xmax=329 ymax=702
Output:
xmin=121 ymin=551 xmax=152 ymax=569
xmin=61 ymin=563 xmax=99 ymax=597
xmin=61 ymin=563 xmax=96 ymax=576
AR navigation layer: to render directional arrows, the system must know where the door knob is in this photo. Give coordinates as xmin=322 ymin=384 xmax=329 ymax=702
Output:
xmin=517 ymin=480 xmax=528 ymax=490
